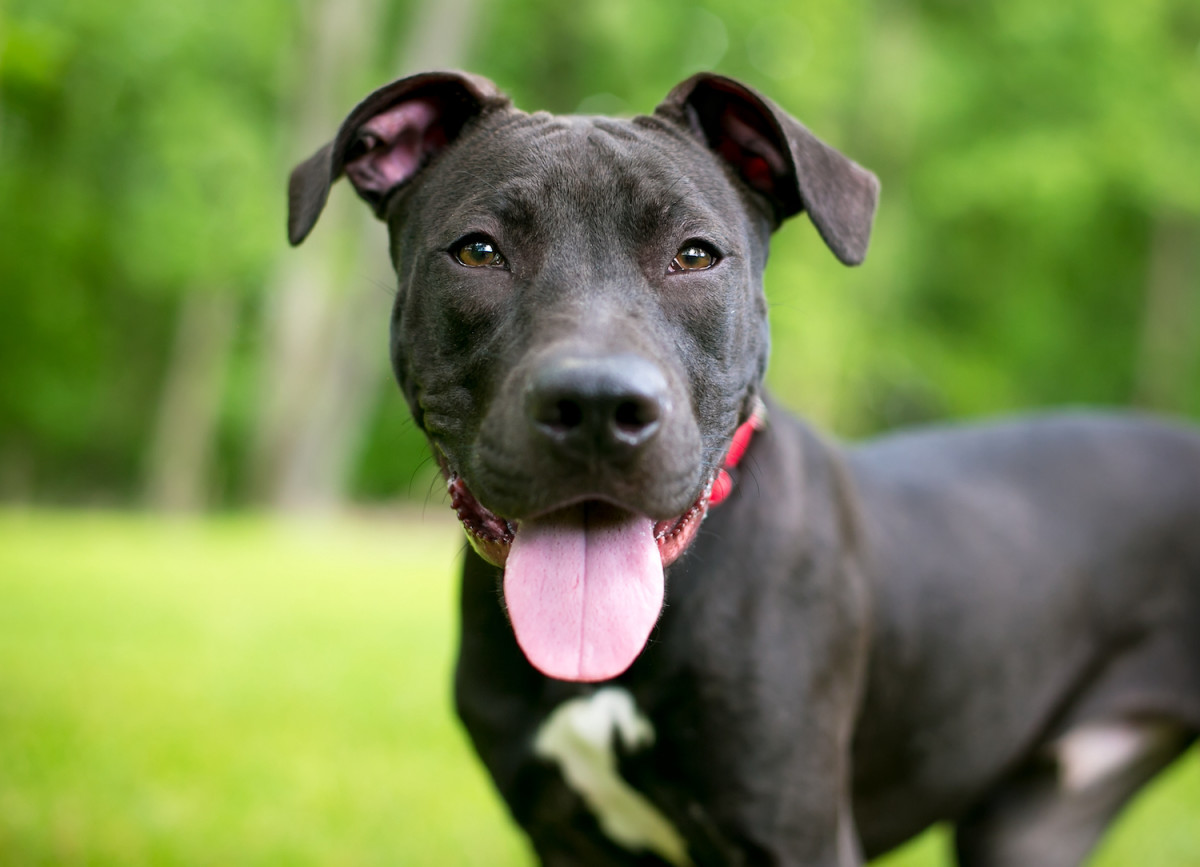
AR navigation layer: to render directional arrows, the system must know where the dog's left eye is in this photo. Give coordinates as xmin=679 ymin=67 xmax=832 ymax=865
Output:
xmin=669 ymin=243 xmax=717 ymax=272
xmin=453 ymin=236 xmax=506 ymax=268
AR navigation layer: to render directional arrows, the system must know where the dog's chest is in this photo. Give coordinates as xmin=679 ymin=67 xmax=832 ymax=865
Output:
xmin=535 ymin=687 xmax=691 ymax=865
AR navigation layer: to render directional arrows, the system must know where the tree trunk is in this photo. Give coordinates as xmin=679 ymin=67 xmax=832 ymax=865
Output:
xmin=1133 ymin=213 xmax=1198 ymax=412
xmin=249 ymin=0 xmax=479 ymax=512
xmin=144 ymin=290 xmax=239 ymax=511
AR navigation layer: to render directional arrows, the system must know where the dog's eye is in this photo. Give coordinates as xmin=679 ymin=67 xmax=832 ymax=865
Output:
xmin=454 ymin=236 xmax=506 ymax=268
xmin=669 ymin=243 xmax=717 ymax=272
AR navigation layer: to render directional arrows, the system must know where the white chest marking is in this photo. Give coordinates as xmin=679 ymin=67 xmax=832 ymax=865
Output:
xmin=1054 ymin=720 xmax=1184 ymax=792
xmin=534 ymin=687 xmax=691 ymax=866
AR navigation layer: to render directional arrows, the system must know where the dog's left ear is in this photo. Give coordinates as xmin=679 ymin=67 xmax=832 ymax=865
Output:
xmin=287 ymin=70 xmax=510 ymax=246
xmin=656 ymin=74 xmax=879 ymax=266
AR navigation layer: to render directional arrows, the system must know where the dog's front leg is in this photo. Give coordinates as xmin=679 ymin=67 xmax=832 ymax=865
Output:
xmin=644 ymin=427 xmax=871 ymax=867
xmin=624 ymin=559 xmax=869 ymax=863
xmin=682 ymin=750 xmax=862 ymax=867
xmin=660 ymin=658 xmax=865 ymax=867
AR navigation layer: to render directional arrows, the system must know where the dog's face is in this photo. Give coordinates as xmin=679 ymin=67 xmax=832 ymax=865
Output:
xmin=289 ymin=72 xmax=877 ymax=681
xmin=386 ymin=107 xmax=770 ymax=522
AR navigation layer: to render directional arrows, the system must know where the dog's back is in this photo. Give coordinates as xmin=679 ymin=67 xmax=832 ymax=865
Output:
xmin=846 ymin=412 xmax=1200 ymax=857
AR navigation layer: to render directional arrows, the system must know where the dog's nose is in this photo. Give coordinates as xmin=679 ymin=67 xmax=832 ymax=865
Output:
xmin=526 ymin=355 xmax=669 ymax=459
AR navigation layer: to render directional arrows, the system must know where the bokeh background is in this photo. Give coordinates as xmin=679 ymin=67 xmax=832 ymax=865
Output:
xmin=1 ymin=0 xmax=1198 ymax=863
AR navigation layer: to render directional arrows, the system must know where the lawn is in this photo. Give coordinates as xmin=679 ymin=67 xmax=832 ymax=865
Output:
xmin=1 ymin=511 xmax=1197 ymax=865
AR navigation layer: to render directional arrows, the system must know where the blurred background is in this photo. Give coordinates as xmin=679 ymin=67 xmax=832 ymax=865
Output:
xmin=1 ymin=0 xmax=1198 ymax=863
xmin=3 ymin=0 xmax=1198 ymax=512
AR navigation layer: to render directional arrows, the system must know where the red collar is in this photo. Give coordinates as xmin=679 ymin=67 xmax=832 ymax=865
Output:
xmin=709 ymin=400 xmax=767 ymax=506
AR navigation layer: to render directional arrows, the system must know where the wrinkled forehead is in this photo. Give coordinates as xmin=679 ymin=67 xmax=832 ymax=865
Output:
xmin=405 ymin=111 xmax=755 ymax=246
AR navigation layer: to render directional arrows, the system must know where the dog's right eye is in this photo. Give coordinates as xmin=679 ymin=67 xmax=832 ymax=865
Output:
xmin=669 ymin=242 xmax=718 ymax=273
xmin=453 ymin=236 xmax=506 ymax=268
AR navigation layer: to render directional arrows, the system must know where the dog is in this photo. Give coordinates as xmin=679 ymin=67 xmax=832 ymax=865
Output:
xmin=288 ymin=71 xmax=1200 ymax=866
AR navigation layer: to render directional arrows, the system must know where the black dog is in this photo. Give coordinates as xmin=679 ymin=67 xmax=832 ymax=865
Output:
xmin=289 ymin=71 xmax=1200 ymax=866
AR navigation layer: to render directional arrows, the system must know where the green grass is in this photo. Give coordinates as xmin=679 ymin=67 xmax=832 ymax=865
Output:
xmin=1 ymin=510 xmax=1198 ymax=865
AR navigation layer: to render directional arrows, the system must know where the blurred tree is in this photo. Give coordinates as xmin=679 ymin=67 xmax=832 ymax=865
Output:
xmin=0 ymin=0 xmax=285 ymax=503
xmin=145 ymin=290 xmax=239 ymax=510
xmin=247 ymin=0 xmax=397 ymax=512
xmin=1135 ymin=213 xmax=1199 ymax=411
xmin=249 ymin=0 xmax=480 ymax=512
xmin=841 ymin=0 xmax=1200 ymax=430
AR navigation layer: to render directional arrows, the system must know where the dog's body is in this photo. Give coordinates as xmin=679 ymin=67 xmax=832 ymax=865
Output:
xmin=289 ymin=71 xmax=1200 ymax=865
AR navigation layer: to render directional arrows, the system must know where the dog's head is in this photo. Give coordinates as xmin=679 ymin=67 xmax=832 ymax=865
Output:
xmin=289 ymin=71 xmax=878 ymax=682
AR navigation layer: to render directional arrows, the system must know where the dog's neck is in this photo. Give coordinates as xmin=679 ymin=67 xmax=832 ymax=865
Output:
xmin=709 ymin=400 xmax=768 ymax=506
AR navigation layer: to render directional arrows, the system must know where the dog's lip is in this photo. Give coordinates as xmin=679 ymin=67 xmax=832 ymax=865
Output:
xmin=447 ymin=474 xmax=712 ymax=569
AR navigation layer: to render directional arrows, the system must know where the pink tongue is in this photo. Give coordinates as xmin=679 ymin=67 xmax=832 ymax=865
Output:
xmin=504 ymin=503 xmax=664 ymax=682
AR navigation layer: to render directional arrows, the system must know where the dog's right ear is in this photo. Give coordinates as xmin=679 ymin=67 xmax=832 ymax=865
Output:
xmin=287 ymin=71 xmax=509 ymax=246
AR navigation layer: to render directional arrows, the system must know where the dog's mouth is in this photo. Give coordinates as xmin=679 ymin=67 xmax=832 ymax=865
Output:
xmin=449 ymin=476 xmax=711 ymax=570
xmin=448 ymin=475 xmax=714 ymax=683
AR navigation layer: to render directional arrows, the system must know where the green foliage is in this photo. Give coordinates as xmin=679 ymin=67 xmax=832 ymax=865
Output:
xmin=850 ymin=0 xmax=1200 ymax=428
xmin=0 ymin=0 xmax=292 ymax=500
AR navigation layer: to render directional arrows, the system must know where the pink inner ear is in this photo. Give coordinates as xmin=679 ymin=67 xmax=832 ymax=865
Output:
xmin=717 ymin=107 xmax=788 ymax=196
xmin=344 ymin=99 xmax=442 ymax=198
